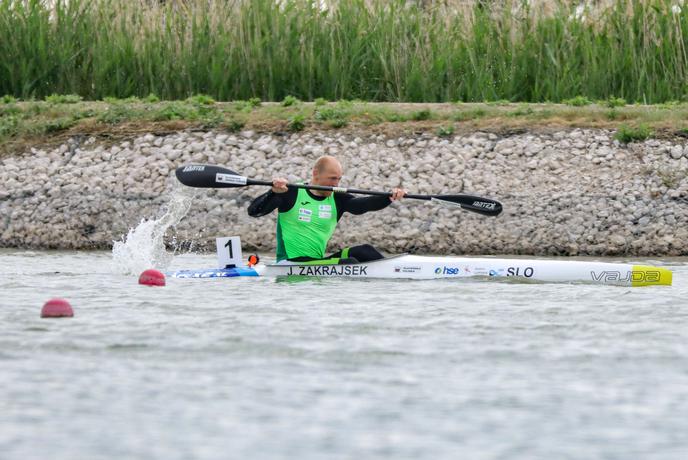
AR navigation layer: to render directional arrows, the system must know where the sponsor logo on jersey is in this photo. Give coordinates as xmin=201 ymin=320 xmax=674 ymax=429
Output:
xmin=318 ymin=204 xmax=332 ymax=218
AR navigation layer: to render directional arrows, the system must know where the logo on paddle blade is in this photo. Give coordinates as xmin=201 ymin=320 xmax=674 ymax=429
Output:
xmin=216 ymin=173 xmax=247 ymax=185
xmin=472 ymin=201 xmax=496 ymax=210
xmin=183 ymin=165 xmax=205 ymax=172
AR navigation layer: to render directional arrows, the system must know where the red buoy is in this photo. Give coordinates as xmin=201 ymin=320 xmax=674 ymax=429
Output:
xmin=41 ymin=298 xmax=74 ymax=318
xmin=138 ymin=269 xmax=166 ymax=286
xmin=247 ymin=254 xmax=260 ymax=267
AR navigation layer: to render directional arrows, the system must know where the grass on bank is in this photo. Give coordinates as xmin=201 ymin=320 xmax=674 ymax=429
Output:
xmin=2 ymin=95 xmax=688 ymax=154
xmin=1 ymin=0 xmax=688 ymax=104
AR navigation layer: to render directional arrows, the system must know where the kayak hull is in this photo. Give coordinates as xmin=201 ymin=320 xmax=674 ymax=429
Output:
xmin=168 ymin=255 xmax=672 ymax=286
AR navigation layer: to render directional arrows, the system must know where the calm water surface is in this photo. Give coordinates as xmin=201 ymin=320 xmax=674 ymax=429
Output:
xmin=1 ymin=249 xmax=687 ymax=460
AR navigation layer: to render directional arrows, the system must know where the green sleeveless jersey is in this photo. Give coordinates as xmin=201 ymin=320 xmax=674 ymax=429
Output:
xmin=276 ymin=188 xmax=338 ymax=261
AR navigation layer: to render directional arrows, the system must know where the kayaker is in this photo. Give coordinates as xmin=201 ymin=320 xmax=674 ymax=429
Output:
xmin=247 ymin=155 xmax=405 ymax=263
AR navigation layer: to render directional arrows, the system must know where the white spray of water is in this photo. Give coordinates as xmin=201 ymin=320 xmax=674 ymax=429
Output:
xmin=111 ymin=186 xmax=195 ymax=275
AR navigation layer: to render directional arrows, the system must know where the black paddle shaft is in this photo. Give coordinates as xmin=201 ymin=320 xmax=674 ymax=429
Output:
xmin=175 ymin=164 xmax=502 ymax=216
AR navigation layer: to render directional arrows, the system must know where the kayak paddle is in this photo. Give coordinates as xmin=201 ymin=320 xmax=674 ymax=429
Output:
xmin=175 ymin=164 xmax=502 ymax=217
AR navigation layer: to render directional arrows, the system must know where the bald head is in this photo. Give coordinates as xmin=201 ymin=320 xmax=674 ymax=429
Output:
xmin=311 ymin=156 xmax=343 ymax=196
xmin=313 ymin=155 xmax=342 ymax=173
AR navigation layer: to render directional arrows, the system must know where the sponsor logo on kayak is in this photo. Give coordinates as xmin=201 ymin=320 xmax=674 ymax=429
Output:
xmin=183 ymin=165 xmax=205 ymax=172
xmin=590 ymin=270 xmax=661 ymax=283
xmin=507 ymin=267 xmax=534 ymax=278
xmin=287 ymin=265 xmax=369 ymax=276
xmin=395 ymin=266 xmax=421 ymax=273
xmin=472 ymin=201 xmax=496 ymax=210
xmin=489 ymin=269 xmax=505 ymax=277
xmin=434 ymin=266 xmax=460 ymax=275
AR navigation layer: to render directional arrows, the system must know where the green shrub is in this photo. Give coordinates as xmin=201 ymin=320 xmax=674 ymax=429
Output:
xmin=73 ymin=109 xmax=97 ymax=119
xmin=563 ymin=96 xmax=593 ymax=106
xmin=43 ymin=117 xmax=76 ymax=133
xmin=152 ymin=102 xmax=197 ymax=121
xmin=97 ymin=104 xmax=134 ymax=124
xmin=328 ymin=118 xmax=347 ymax=128
xmin=436 ymin=125 xmax=454 ymax=137
xmin=384 ymin=112 xmax=410 ymax=122
xmin=224 ymin=119 xmax=245 ymax=132
xmin=452 ymin=109 xmax=486 ymax=121
xmin=45 ymin=94 xmax=82 ymax=104
xmin=411 ymin=109 xmax=432 ymax=121
xmin=0 ymin=104 xmax=21 ymax=116
xmin=200 ymin=112 xmax=224 ymax=128
xmin=0 ymin=115 xmax=19 ymax=138
xmin=606 ymin=96 xmax=626 ymax=108
xmin=606 ymin=109 xmax=619 ymax=120
xmin=187 ymin=94 xmax=215 ymax=105
xmin=508 ymin=106 xmax=534 ymax=117
xmin=281 ymin=95 xmax=300 ymax=106
xmin=615 ymin=124 xmax=652 ymax=143
xmin=288 ymin=114 xmax=306 ymax=131
xmin=315 ymin=108 xmax=346 ymax=121
xmin=315 ymin=100 xmax=352 ymax=122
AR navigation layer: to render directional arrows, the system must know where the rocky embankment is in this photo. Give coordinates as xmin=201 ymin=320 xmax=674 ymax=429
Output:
xmin=1 ymin=129 xmax=687 ymax=256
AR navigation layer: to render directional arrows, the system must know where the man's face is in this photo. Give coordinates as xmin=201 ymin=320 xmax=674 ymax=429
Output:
xmin=312 ymin=161 xmax=343 ymax=194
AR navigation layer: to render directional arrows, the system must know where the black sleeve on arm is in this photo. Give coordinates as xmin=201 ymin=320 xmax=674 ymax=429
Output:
xmin=336 ymin=194 xmax=392 ymax=219
xmin=247 ymin=187 xmax=297 ymax=217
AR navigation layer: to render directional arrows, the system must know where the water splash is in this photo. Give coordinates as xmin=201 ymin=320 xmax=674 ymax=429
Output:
xmin=112 ymin=186 xmax=195 ymax=275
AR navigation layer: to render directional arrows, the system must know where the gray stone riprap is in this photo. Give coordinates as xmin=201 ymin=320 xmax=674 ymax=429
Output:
xmin=1 ymin=128 xmax=687 ymax=255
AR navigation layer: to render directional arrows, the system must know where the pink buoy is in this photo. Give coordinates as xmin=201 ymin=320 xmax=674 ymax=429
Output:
xmin=41 ymin=298 xmax=74 ymax=318
xmin=138 ymin=269 xmax=166 ymax=286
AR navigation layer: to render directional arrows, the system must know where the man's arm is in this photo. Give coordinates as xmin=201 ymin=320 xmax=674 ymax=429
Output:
xmin=335 ymin=194 xmax=393 ymax=219
xmin=247 ymin=186 xmax=297 ymax=217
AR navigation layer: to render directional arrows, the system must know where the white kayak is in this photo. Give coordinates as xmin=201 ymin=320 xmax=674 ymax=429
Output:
xmin=168 ymin=253 xmax=672 ymax=287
